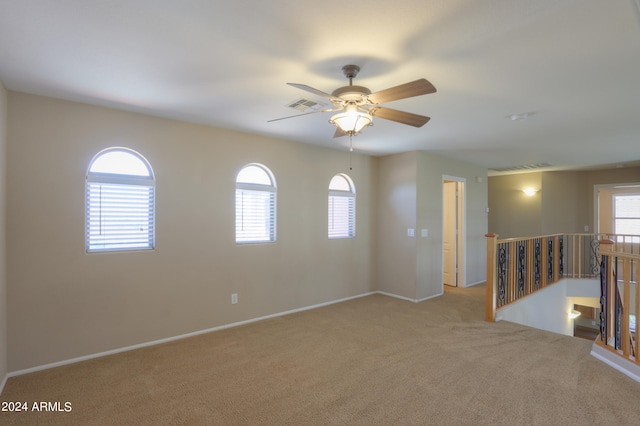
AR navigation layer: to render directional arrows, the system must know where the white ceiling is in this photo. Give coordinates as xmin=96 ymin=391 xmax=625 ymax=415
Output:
xmin=1 ymin=0 xmax=639 ymax=174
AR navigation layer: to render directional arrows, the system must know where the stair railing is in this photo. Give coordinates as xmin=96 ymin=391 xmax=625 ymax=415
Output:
xmin=597 ymin=241 xmax=639 ymax=364
xmin=485 ymin=233 xmax=601 ymax=322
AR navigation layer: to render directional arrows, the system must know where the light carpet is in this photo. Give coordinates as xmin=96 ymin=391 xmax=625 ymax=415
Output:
xmin=2 ymin=284 xmax=639 ymax=425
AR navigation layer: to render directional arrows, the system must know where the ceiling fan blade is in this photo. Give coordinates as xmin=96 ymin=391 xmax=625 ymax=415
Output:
xmin=267 ymin=107 xmax=341 ymax=123
xmin=267 ymin=110 xmax=324 ymax=123
xmin=287 ymin=83 xmax=343 ymax=103
xmin=370 ymin=106 xmax=431 ymax=127
xmin=367 ymin=79 xmax=436 ymax=104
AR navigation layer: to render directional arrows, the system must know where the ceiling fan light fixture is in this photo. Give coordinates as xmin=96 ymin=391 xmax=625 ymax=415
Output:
xmin=272 ymin=65 xmax=435 ymax=137
xmin=329 ymin=105 xmax=373 ymax=135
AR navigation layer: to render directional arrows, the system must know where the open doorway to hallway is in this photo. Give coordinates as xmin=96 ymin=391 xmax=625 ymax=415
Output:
xmin=443 ymin=177 xmax=465 ymax=287
xmin=573 ymin=304 xmax=600 ymax=340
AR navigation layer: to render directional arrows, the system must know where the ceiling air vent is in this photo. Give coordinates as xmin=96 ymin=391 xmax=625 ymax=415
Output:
xmin=490 ymin=162 xmax=553 ymax=172
xmin=287 ymin=98 xmax=328 ymax=113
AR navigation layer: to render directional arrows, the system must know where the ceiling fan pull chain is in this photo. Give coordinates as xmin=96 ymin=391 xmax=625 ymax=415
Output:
xmin=349 ymin=134 xmax=353 ymax=171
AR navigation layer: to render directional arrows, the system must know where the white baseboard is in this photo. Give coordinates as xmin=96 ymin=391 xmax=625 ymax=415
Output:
xmin=590 ymin=342 xmax=640 ymax=383
xmin=377 ymin=290 xmax=443 ymax=303
xmin=7 ymin=291 xmax=378 ymax=379
xmin=416 ymin=292 xmax=444 ymax=302
xmin=464 ymin=280 xmax=485 ymax=288
xmin=377 ymin=291 xmax=418 ymax=303
xmin=0 ymin=373 xmax=7 ymax=396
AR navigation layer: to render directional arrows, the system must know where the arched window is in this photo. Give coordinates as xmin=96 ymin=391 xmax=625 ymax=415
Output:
xmin=328 ymin=173 xmax=355 ymax=239
xmin=235 ymin=163 xmax=277 ymax=243
xmin=86 ymin=147 xmax=155 ymax=252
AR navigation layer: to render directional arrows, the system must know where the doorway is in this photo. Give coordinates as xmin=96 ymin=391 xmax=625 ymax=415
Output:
xmin=443 ymin=177 xmax=465 ymax=287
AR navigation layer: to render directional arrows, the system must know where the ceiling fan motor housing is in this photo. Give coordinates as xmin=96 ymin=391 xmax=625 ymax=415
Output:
xmin=332 ymin=64 xmax=371 ymax=104
xmin=331 ymin=85 xmax=371 ymax=103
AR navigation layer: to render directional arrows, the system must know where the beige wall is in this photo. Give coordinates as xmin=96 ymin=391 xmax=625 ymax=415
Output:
xmin=416 ymin=153 xmax=488 ymax=297
xmin=0 ymin=82 xmax=7 ymax=386
xmin=489 ymin=168 xmax=640 ymax=239
xmin=540 ymin=171 xmax=589 ymax=234
xmin=488 ymin=172 xmax=543 ymax=238
xmin=6 ymin=92 xmax=377 ymax=371
xmin=376 ymin=151 xmax=488 ymax=301
xmin=376 ymin=152 xmax=418 ymax=299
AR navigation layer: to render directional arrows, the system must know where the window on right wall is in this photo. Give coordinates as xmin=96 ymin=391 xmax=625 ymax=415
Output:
xmin=328 ymin=173 xmax=356 ymax=239
xmin=613 ymin=194 xmax=640 ymax=240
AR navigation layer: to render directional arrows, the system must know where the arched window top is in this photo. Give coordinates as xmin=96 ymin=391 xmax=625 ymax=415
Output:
xmin=235 ymin=163 xmax=277 ymax=243
xmin=328 ymin=173 xmax=355 ymax=239
xmin=86 ymin=147 xmax=155 ymax=253
xmin=236 ymin=163 xmax=276 ymax=187
xmin=88 ymin=147 xmax=153 ymax=178
xmin=329 ymin=173 xmax=355 ymax=193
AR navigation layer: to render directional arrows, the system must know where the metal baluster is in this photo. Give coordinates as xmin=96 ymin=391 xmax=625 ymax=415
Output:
xmin=534 ymin=238 xmax=541 ymax=291
xmin=599 ymin=255 xmax=608 ymax=342
xmin=497 ymin=244 xmax=507 ymax=307
xmin=547 ymin=238 xmax=554 ymax=282
xmin=516 ymin=242 xmax=526 ymax=298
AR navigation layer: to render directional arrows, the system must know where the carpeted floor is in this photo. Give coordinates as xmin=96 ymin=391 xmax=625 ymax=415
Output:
xmin=2 ymin=284 xmax=640 ymax=425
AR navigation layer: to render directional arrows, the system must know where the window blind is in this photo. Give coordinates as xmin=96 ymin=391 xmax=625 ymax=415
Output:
xmin=86 ymin=182 xmax=155 ymax=252
xmin=328 ymin=192 xmax=355 ymax=239
xmin=236 ymin=188 xmax=276 ymax=243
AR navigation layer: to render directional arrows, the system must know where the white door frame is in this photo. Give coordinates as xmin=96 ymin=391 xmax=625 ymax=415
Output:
xmin=442 ymin=175 xmax=466 ymax=289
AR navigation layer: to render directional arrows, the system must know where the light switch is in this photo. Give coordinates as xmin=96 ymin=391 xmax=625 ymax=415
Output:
xmin=421 ymin=229 xmax=428 ymax=237
xmin=407 ymin=228 xmax=415 ymax=237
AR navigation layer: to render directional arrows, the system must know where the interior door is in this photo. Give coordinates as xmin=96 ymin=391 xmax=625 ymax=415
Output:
xmin=443 ymin=181 xmax=457 ymax=286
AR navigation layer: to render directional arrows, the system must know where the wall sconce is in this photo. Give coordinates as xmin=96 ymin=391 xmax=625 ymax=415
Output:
xmin=523 ymin=188 xmax=538 ymax=196
xmin=568 ymin=309 xmax=581 ymax=319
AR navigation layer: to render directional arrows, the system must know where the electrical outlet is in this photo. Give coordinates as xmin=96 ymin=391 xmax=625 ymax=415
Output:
xmin=231 ymin=293 xmax=238 ymax=304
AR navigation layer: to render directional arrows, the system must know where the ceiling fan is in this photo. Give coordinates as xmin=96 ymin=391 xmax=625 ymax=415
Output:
xmin=269 ymin=65 xmax=436 ymax=137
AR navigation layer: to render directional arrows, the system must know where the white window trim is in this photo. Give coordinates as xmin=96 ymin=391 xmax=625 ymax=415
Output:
xmin=328 ymin=174 xmax=356 ymax=239
xmin=613 ymin=193 xmax=640 ymax=241
xmin=235 ymin=163 xmax=277 ymax=244
xmin=86 ymin=148 xmax=156 ymax=253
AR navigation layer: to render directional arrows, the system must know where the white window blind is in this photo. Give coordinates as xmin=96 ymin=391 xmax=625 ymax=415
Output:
xmin=236 ymin=164 xmax=277 ymax=243
xmin=329 ymin=194 xmax=355 ymax=238
xmin=86 ymin=148 xmax=155 ymax=252
xmin=328 ymin=174 xmax=356 ymax=239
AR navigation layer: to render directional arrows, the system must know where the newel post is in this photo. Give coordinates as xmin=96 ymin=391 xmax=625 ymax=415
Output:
xmin=485 ymin=233 xmax=498 ymax=322
xmin=598 ymin=238 xmax=615 ymax=252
